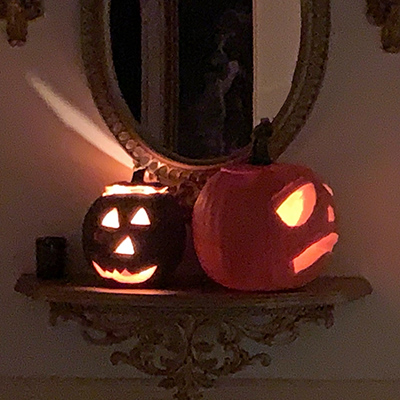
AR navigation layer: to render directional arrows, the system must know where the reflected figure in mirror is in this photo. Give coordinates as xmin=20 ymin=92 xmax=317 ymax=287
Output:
xmin=178 ymin=2 xmax=253 ymax=159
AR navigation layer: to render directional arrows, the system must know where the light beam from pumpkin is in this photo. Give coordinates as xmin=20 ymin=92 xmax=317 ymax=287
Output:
xmin=26 ymin=73 xmax=133 ymax=170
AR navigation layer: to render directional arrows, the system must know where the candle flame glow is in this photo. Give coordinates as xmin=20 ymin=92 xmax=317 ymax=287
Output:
xmin=102 ymin=184 xmax=168 ymax=197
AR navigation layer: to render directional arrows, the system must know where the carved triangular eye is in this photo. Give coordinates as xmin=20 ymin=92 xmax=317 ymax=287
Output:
xmin=114 ymin=236 xmax=135 ymax=255
xmin=130 ymin=207 xmax=151 ymax=226
xmin=101 ymin=208 xmax=120 ymax=229
xmin=275 ymin=183 xmax=317 ymax=227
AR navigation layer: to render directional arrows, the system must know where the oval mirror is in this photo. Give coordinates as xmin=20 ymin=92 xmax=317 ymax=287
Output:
xmin=81 ymin=0 xmax=330 ymax=198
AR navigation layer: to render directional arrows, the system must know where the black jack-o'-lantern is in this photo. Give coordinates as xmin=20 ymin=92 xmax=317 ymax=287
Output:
xmin=82 ymin=181 xmax=186 ymax=287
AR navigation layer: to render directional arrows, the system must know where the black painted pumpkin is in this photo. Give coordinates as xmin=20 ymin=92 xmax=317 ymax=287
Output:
xmin=82 ymin=182 xmax=186 ymax=287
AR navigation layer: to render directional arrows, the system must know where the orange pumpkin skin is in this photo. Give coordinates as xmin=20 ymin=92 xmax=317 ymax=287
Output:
xmin=192 ymin=164 xmax=338 ymax=291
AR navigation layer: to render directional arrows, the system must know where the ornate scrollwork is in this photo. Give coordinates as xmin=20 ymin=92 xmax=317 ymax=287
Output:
xmin=50 ymin=303 xmax=334 ymax=400
xmin=0 ymin=0 xmax=44 ymax=46
xmin=367 ymin=0 xmax=400 ymax=52
xmin=14 ymin=275 xmax=371 ymax=398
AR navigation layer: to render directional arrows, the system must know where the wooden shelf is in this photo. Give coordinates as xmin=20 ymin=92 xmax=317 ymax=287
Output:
xmin=15 ymin=274 xmax=371 ymax=309
xmin=15 ymin=274 xmax=372 ymax=400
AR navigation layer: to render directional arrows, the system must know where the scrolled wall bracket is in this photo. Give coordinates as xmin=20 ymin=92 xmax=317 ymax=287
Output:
xmin=15 ymin=275 xmax=372 ymax=400
xmin=367 ymin=0 xmax=400 ymax=53
xmin=50 ymin=302 xmax=333 ymax=400
xmin=0 ymin=0 xmax=43 ymax=46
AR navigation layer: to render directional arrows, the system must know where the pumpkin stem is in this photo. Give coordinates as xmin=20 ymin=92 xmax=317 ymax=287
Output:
xmin=250 ymin=118 xmax=273 ymax=165
xmin=131 ymin=168 xmax=146 ymax=184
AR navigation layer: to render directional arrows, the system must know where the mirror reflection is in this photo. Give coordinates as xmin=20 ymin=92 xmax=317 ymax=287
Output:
xmin=178 ymin=1 xmax=253 ymax=159
xmin=110 ymin=0 xmax=300 ymax=160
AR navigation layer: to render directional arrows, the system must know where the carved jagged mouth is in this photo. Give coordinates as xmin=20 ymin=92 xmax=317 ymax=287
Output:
xmin=92 ymin=261 xmax=158 ymax=284
xmin=292 ymin=232 xmax=339 ymax=274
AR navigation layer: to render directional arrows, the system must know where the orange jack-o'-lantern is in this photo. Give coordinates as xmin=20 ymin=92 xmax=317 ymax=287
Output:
xmin=192 ymin=163 xmax=338 ymax=291
xmin=82 ymin=181 xmax=186 ymax=287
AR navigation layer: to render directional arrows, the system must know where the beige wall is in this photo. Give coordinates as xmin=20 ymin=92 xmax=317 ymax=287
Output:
xmin=1 ymin=377 xmax=400 ymax=400
xmin=1 ymin=0 xmax=400 ymax=397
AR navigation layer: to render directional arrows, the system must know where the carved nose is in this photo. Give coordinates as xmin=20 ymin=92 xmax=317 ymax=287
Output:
xmin=114 ymin=236 xmax=135 ymax=256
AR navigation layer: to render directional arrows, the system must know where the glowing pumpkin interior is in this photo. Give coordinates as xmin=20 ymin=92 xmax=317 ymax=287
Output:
xmin=101 ymin=208 xmax=120 ymax=229
xmin=293 ymin=232 xmax=338 ymax=274
xmin=192 ymin=163 xmax=339 ymax=291
xmin=114 ymin=236 xmax=135 ymax=255
xmin=92 ymin=261 xmax=158 ymax=284
xmin=94 ymin=203 xmax=158 ymax=284
xmin=275 ymin=182 xmax=338 ymax=274
xmin=131 ymin=207 xmax=151 ymax=226
xmin=327 ymin=205 xmax=335 ymax=222
xmin=102 ymin=184 xmax=168 ymax=197
xmin=275 ymin=183 xmax=317 ymax=227
xmin=100 ymin=207 xmax=152 ymax=230
xmin=82 ymin=181 xmax=187 ymax=288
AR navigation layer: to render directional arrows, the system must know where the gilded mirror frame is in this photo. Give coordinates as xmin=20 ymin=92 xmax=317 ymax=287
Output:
xmin=366 ymin=0 xmax=400 ymax=53
xmin=81 ymin=0 xmax=330 ymax=203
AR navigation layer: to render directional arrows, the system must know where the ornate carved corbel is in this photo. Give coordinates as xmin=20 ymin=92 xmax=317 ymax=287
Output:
xmin=0 ymin=0 xmax=43 ymax=46
xmin=367 ymin=0 xmax=400 ymax=52
xmin=49 ymin=303 xmax=334 ymax=400
xmin=15 ymin=274 xmax=372 ymax=400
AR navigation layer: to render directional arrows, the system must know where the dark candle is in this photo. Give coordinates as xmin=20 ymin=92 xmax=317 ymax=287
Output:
xmin=36 ymin=236 xmax=67 ymax=280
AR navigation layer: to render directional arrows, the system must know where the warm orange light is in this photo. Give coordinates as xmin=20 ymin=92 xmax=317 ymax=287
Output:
xmin=327 ymin=205 xmax=335 ymax=222
xmin=114 ymin=236 xmax=135 ymax=255
xmin=102 ymin=184 xmax=168 ymax=197
xmin=292 ymin=232 xmax=339 ymax=274
xmin=323 ymin=184 xmax=334 ymax=196
xmin=92 ymin=262 xmax=157 ymax=284
xmin=131 ymin=207 xmax=151 ymax=226
xmin=276 ymin=183 xmax=317 ymax=227
xmin=27 ymin=73 xmax=134 ymax=170
xmin=100 ymin=208 xmax=120 ymax=229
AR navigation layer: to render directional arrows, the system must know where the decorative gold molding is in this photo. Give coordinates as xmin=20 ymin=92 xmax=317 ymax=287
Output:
xmin=51 ymin=303 xmax=333 ymax=400
xmin=367 ymin=0 xmax=400 ymax=53
xmin=0 ymin=0 xmax=43 ymax=46
xmin=15 ymin=274 xmax=372 ymax=400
